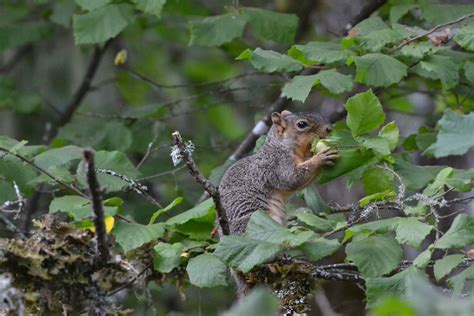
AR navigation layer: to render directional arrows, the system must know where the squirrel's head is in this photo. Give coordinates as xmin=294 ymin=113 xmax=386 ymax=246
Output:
xmin=270 ymin=110 xmax=332 ymax=154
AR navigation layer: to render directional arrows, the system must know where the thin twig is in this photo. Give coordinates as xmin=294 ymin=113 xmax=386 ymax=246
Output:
xmin=84 ymin=150 xmax=110 ymax=263
xmin=138 ymin=165 xmax=186 ymax=181
xmin=96 ymin=168 xmax=163 ymax=208
xmin=391 ymin=13 xmax=474 ymax=52
xmin=122 ymin=66 xmax=273 ymax=90
xmin=137 ymin=139 xmax=156 ymax=170
xmin=172 ymin=131 xmax=230 ymax=235
xmin=107 ymin=263 xmax=153 ymax=297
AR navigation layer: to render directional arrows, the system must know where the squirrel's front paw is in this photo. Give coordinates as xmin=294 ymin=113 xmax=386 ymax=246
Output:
xmin=313 ymin=147 xmax=339 ymax=166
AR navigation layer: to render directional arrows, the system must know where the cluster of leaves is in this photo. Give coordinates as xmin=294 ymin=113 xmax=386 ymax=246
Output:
xmin=1 ymin=0 xmax=474 ymax=314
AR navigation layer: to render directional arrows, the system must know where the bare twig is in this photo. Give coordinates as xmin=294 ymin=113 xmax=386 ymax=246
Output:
xmin=137 ymin=140 xmax=156 ymax=170
xmin=107 ymin=263 xmax=153 ymax=297
xmin=391 ymin=13 xmax=474 ymax=52
xmin=95 ymin=168 xmax=163 ymax=208
xmin=84 ymin=150 xmax=110 ymax=263
xmin=122 ymin=65 xmax=272 ymax=90
xmin=171 ymin=131 xmax=230 ymax=235
xmin=138 ymin=165 xmax=186 ymax=181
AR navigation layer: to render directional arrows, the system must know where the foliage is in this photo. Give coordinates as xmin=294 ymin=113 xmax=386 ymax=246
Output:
xmin=1 ymin=0 xmax=474 ymax=315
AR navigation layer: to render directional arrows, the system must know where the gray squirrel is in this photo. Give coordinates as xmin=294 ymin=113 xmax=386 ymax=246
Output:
xmin=219 ymin=110 xmax=338 ymax=297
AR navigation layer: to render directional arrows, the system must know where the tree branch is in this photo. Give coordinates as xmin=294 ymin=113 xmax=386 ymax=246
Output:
xmin=391 ymin=13 xmax=474 ymax=52
xmin=83 ymin=150 xmax=110 ymax=263
xmin=49 ymin=41 xmax=111 ymax=140
xmin=171 ymin=131 xmax=230 ymax=235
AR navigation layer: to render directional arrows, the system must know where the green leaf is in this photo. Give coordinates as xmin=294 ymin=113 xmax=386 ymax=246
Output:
xmin=0 ymin=156 xmax=37 ymax=195
xmin=241 ymin=7 xmax=298 ymax=44
xmin=436 ymin=214 xmax=474 ymax=249
xmin=48 ymin=196 xmax=118 ymax=220
xmin=345 ymin=90 xmax=385 ymax=137
xmin=149 ymin=197 xmax=183 ymax=225
xmin=425 ymin=110 xmax=474 ymax=158
xmin=33 ymin=145 xmax=83 ymax=170
xmin=299 ymin=238 xmax=340 ymax=261
xmin=446 ymin=168 xmax=474 ymax=192
xmin=237 ymin=48 xmax=302 ymax=73
xmin=393 ymin=157 xmax=443 ymax=191
xmin=357 ymin=135 xmax=391 ymax=157
xmin=447 ymin=265 xmax=474 ymax=295
xmin=289 ymin=41 xmax=352 ymax=65
xmin=73 ymin=3 xmax=135 ymax=45
xmin=223 ymin=287 xmax=279 ymax=316
xmin=166 ymin=198 xmax=215 ymax=240
xmin=295 ymin=211 xmax=334 ymax=233
xmin=213 ymin=235 xmax=283 ymax=273
xmin=346 ymin=217 xmax=433 ymax=249
xmin=464 ymin=61 xmax=474 ymax=84
xmin=112 ymin=221 xmax=165 ymax=253
xmin=303 ymin=185 xmax=330 ymax=213
xmin=354 ymin=53 xmax=407 ymax=87
xmin=413 ymin=55 xmax=459 ymax=91
xmin=77 ymin=150 xmax=141 ymax=192
xmin=282 ymin=70 xmax=353 ymax=102
xmin=188 ymin=13 xmax=247 ymax=47
xmin=186 ymin=254 xmax=228 ymax=288
xmin=76 ymin=0 xmax=111 ymax=11
xmin=422 ymin=167 xmax=453 ymax=197
xmin=346 ymin=235 xmax=403 ymax=277
xmin=244 ymin=211 xmax=290 ymax=243
xmin=132 ymin=0 xmax=166 ymax=17
xmin=395 ymin=218 xmax=433 ymax=249
xmin=319 ymin=148 xmax=375 ymax=184
xmin=454 ymin=25 xmax=474 ymax=51
xmin=399 ymin=42 xmax=434 ymax=59
xmin=433 ymin=254 xmax=465 ymax=281
xmin=379 ymin=121 xmax=399 ymax=151
xmin=366 ymin=267 xmax=426 ymax=307
xmin=153 ymin=242 xmax=185 ymax=273
xmin=372 ymin=296 xmax=417 ymax=316
xmin=166 ymin=198 xmax=215 ymax=226
xmin=361 ymin=167 xmax=394 ymax=195
xmin=358 ymin=190 xmax=396 ymax=207
xmin=360 ymin=25 xmax=408 ymax=52
xmin=412 ymin=247 xmax=432 ymax=269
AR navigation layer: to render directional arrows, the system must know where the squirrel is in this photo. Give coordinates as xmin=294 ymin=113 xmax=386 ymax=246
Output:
xmin=219 ymin=110 xmax=338 ymax=235
xmin=218 ymin=110 xmax=338 ymax=298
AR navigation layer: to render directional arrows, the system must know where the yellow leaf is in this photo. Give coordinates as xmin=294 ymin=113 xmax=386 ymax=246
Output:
xmin=114 ymin=49 xmax=127 ymax=66
xmin=85 ymin=216 xmax=115 ymax=233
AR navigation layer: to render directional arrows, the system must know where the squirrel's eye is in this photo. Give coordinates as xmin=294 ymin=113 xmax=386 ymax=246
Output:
xmin=297 ymin=121 xmax=308 ymax=129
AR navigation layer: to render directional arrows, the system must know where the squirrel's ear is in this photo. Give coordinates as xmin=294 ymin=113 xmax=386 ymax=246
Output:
xmin=271 ymin=112 xmax=287 ymax=134
xmin=281 ymin=110 xmax=293 ymax=118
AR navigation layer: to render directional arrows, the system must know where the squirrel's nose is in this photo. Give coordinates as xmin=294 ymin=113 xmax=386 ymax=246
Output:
xmin=325 ymin=125 xmax=332 ymax=134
